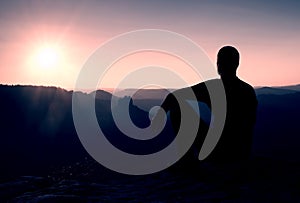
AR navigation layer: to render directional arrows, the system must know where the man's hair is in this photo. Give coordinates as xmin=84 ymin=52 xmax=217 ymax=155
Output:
xmin=217 ymin=46 xmax=240 ymax=71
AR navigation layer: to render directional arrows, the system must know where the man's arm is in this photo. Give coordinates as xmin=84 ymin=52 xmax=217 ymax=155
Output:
xmin=150 ymin=81 xmax=214 ymax=137
xmin=148 ymin=93 xmax=176 ymax=135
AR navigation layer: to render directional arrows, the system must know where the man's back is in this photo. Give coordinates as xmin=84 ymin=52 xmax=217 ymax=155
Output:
xmin=202 ymin=78 xmax=257 ymax=162
xmin=163 ymin=78 xmax=257 ymax=164
xmin=160 ymin=46 xmax=257 ymax=165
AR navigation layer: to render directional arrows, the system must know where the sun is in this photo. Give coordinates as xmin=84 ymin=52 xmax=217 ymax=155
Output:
xmin=26 ymin=40 xmax=73 ymax=87
xmin=36 ymin=46 xmax=60 ymax=69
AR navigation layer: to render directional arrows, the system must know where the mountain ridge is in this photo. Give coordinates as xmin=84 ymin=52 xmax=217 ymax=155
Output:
xmin=0 ymin=83 xmax=300 ymax=177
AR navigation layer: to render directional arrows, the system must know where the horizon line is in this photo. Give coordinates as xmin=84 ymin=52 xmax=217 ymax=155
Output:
xmin=1 ymin=83 xmax=300 ymax=94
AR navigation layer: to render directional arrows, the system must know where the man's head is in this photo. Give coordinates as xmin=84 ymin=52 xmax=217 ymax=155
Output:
xmin=217 ymin=46 xmax=240 ymax=78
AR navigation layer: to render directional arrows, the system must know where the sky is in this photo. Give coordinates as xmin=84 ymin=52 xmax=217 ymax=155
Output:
xmin=0 ymin=0 xmax=299 ymax=89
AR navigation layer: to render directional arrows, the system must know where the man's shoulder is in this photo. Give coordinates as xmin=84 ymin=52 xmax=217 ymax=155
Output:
xmin=238 ymin=79 xmax=256 ymax=92
xmin=237 ymin=79 xmax=257 ymax=105
xmin=192 ymin=78 xmax=222 ymax=89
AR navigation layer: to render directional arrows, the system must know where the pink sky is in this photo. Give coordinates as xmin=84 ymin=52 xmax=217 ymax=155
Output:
xmin=0 ymin=1 xmax=299 ymax=89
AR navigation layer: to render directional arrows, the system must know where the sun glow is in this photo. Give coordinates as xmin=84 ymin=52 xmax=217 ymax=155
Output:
xmin=36 ymin=46 xmax=60 ymax=69
xmin=26 ymin=40 xmax=75 ymax=87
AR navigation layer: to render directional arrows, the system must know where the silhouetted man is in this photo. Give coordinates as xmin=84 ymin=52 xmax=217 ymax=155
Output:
xmin=160 ymin=46 xmax=257 ymax=164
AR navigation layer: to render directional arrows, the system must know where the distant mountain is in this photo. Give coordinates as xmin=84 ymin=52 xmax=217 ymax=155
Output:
xmin=115 ymin=84 xmax=300 ymax=98
xmin=1 ymin=83 xmax=300 ymax=177
xmin=253 ymin=91 xmax=300 ymax=161
xmin=0 ymin=85 xmax=84 ymax=175
xmin=0 ymin=85 xmax=172 ymax=177
xmin=114 ymin=88 xmax=172 ymax=100
xmin=90 ymin=89 xmax=114 ymax=100
xmin=276 ymin=84 xmax=300 ymax=91
xmin=255 ymin=86 xmax=299 ymax=95
xmin=112 ymin=89 xmax=172 ymax=111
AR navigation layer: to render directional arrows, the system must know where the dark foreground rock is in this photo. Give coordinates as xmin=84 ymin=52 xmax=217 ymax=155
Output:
xmin=1 ymin=158 xmax=300 ymax=203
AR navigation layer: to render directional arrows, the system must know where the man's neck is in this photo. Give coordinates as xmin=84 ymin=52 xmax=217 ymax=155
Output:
xmin=221 ymin=75 xmax=238 ymax=81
